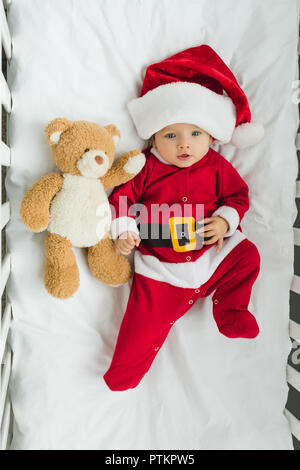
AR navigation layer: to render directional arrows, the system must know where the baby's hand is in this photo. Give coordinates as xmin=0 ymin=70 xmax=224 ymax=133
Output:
xmin=196 ymin=216 xmax=229 ymax=253
xmin=116 ymin=231 xmax=141 ymax=255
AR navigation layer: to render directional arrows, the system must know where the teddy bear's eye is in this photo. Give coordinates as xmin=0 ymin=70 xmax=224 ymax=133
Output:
xmin=84 ymin=148 xmax=90 ymax=153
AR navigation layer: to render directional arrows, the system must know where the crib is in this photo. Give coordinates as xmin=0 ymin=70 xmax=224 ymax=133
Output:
xmin=0 ymin=0 xmax=300 ymax=450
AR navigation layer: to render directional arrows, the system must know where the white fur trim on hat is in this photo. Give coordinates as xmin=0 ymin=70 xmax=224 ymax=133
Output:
xmin=127 ymin=82 xmax=236 ymax=143
xmin=230 ymin=121 xmax=264 ymax=149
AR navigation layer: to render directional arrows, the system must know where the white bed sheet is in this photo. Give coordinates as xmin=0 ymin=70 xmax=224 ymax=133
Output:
xmin=6 ymin=0 xmax=299 ymax=450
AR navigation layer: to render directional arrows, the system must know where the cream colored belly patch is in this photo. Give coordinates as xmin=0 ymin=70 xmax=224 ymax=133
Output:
xmin=48 ymin=173 xmax=111 ymax=247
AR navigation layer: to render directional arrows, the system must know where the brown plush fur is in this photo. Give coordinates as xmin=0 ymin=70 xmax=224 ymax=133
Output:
xmin=44 ymin=233 xmax=79 ymax=299
xmin=20 ymin=118 xmax=144 ymax=299
xmin=100 ymin=149 xmax=144 ymax=190
xmin=88 ymin=233 xmax=132 ymax=285
xmin=45 ymin=120 xmax=119 ymax=176
xmin=20 ymin=173 xmax=64 ymax=232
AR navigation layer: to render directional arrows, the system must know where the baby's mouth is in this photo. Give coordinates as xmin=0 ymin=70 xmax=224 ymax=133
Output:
xmin=177 ymin=153 xmax=192 ymax=160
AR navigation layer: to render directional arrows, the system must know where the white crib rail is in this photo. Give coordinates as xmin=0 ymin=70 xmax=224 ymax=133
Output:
xmin=285 ymin=30 xmax=300 ymax=441
xmin=0 ymin=0 xmax=11 ymax=451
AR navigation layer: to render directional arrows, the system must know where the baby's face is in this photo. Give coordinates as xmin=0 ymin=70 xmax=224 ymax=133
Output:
xmin=153 ymin=123 xmax=213 ymax=168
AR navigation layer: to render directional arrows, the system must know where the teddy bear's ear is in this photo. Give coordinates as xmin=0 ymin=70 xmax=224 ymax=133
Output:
xmin=45 ymin=118 xmax=73 ymax=146
xmin=104 ymin=124 xmax=121 ymax=148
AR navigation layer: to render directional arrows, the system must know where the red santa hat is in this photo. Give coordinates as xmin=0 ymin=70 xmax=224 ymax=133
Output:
xmin=127 ymin=44 xmax=264 ymax=149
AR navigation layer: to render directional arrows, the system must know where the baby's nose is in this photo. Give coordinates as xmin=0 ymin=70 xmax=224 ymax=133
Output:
xmin=178 ymin=143 xmax=191 ymax=149
xmin=95 ymin=156 xmax=104 ymax=165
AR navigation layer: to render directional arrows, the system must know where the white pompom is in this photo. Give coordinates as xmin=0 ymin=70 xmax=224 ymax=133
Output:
xmin=230 ymin=121 xmax=264 ymax=149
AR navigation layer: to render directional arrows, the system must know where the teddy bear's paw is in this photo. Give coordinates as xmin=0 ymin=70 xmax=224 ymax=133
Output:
xmin=124 ymin=152 xmax=146 ymax=175
xmin=89 ymin=253 xmax=132 ymax=285
xmin=21 ymin=211 xmax=49 ymax=233
xmin=44 ymin=233 xmax=79 ymax=299
xmin=88 ymin=237 xmax=132 ymax=285
xmin=108 ymin=256 xmax=132 ymax=285
xmin=44 ymin=262 xmax=80 ymax=299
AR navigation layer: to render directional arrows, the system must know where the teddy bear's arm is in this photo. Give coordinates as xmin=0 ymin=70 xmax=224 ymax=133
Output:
xmin=20 ymin=173 xmax=64 ymax=232
xmin=100 ymin=149 xmax=146 ymax=190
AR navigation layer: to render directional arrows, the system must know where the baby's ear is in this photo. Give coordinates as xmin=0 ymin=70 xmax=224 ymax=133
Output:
xmin=104 ymin=124 xmax=121 ymax=148
xmin=45 ymin=118 xmax=73 ymax=146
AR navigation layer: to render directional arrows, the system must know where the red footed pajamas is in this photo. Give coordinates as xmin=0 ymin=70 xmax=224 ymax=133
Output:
xmin=103 ymin=147 xmax=261 ymax=391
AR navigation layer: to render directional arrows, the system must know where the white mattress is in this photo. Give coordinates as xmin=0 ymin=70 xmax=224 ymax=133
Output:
xmin=6 ymin=0 xmax=299 ymax=450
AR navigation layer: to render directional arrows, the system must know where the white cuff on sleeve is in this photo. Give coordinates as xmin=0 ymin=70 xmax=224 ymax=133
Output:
xmin=212 ymin=206 xmax=240 ymax=237
xmin=110 ymin=216 xmax=140 ymax=241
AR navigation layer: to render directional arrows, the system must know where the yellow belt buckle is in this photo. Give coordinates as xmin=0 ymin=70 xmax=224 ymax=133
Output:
xmin=169 ymin=217 xmax=197 ymax=252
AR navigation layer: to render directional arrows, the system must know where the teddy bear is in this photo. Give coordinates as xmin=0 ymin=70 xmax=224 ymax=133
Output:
xmin=20 ymin=118 xmax=146 ymax=299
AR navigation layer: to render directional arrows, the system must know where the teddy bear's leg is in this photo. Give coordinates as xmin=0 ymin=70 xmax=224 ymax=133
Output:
xmin=88 ymin=233 xmax=132 ymax=285
xmin=44 ymin=233 xmax=79 ymax=299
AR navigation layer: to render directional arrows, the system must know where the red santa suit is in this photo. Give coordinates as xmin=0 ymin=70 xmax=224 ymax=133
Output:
xmin=103 ymin=43 xmax=264 ymax=391
xmin=103 ymin=145 xmax=261 ymax=391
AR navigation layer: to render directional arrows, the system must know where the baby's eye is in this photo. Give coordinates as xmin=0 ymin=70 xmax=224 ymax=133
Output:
xmin=192 ymin=131 xmax=201 ymax=136
xmin=165 ymin=133 xmax=176 ymax=139
xmin=84 ymin=148 xmax=90 ymax=153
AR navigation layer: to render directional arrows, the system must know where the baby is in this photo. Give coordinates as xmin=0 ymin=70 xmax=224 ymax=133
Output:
xmin=116 ymin=123 xmax=229 ymax=256
xmin=103 ymin=44 xmax=263 ymax=391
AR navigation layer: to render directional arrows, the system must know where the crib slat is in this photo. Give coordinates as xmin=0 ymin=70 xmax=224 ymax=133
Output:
xmin=0 ymin=302 xmax=11 ymax=366
xmin=0 ymin=71 xmax=11 ymax=112
xmin=294 ymin=227 xmax=300 ymax=246
xmin=290 ymin=319 xmax=300 ymax=342
xmin=0 ymin=141 xmax=10 ymax=166
xmin=0 ymin=396 xmax=11 ymax=450
xmin=285 ymin=409 xmax=300 ymax=443
xmin=296 ymin=181 xmax=300 ymax=198
xmin=1 ymin=201 xmax=10 ymax=230
xmin=0 ymin=348 xmax=11 ymax=426
xmin=296 ymin=133 xmax=300 ymax=150
xmin=0 ymin=253 xmax=10 ymax=297
xmin=0 ymin=0 xmax=11 ymax=60
xmin=291 ymin=274 xmax=300 ymax=294
xmin=287 ymin=365 xmax=300 ymax=393
xmin=0 ymin=395 xmax=11 ymax=450
xmin=298 ymin=38 xmax=300 ymax=55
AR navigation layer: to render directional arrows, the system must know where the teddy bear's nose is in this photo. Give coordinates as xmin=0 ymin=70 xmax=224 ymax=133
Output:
xmin=95 ymin=156 xmax=104 ymax=165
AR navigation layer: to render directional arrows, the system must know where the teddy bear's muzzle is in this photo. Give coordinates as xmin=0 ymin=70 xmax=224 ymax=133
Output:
xmin=95 ymin=156 xmax=104 ymax=165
